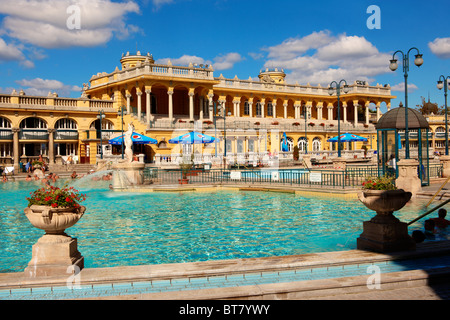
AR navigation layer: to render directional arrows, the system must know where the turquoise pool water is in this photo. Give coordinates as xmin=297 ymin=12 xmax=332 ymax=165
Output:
xmin=0 ymin=179 xmax=445 ymax=273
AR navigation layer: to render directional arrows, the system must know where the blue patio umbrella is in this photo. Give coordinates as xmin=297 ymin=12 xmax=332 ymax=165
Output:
xmin=169 ymin=131 xmax=216 ymax=144
xmin=281 ymin=132 xmax=289 ymax=152
xmin=108 ymin=132 xmax=157 ymax=145
xmin=327 ymin=132 xmax=368 ymax=143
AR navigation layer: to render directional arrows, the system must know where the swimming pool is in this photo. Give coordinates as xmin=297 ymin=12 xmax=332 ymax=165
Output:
xmin=0 ymin=179 xmax=443 ymax=273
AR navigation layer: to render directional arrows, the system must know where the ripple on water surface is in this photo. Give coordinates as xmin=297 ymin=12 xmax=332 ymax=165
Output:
xmin=0 ymin=181 xmax=445 ymax=272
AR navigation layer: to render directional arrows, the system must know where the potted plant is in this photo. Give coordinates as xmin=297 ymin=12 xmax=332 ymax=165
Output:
xmin=293 ymin=122 xmax=300 ymax=126
xmin=308 ymin=122 xmax=315 ymax=126
xmin=32 ymin=160 xmax=44 ymax=169
xmin=25 ymin=185 xmax=87 ymax=234
xmin=254 ymin=121 xmax=260 ymax=126
xmin=357 ymin=175 xmax=415 ymax=252
xmin=320 ymin=123 xmax=325 ymax=127
xmin=179 ymin=153 xmax=194 ymax=184
xmin=23 ymin=185 xmax=87 ymax=276
xmin=272 ymin=121 xmax=279 ymax=125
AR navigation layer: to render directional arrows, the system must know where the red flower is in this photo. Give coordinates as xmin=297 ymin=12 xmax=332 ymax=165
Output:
xmin=51 ymin=203 xmax=58 ymax=208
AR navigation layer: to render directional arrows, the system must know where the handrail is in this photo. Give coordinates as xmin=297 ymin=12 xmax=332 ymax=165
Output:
xmin=425 ymin=176 xmax=450 ymax=207
xmin=407 ymin=198 xmax=450 ymax=226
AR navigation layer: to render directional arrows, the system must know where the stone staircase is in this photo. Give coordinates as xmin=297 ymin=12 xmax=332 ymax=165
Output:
xmin=49 ymin=163 xmax=96 ymax=174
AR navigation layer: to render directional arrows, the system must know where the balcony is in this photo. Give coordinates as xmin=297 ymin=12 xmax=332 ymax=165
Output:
xmin=54 ymin=130 xmax=79 ymax=140
xmin=0 ymin=129 xmax=13 ymax=140
xmin=19 ymin=129 xmax=49 ymax=140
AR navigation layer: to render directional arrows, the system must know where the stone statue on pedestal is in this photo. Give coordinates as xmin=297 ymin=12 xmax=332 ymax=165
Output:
xmin=124 ymin=122 xmax=134 ymax=163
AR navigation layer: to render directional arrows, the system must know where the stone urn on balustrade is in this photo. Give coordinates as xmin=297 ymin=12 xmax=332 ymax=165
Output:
xmin=357 ymin=189 xmax=415 ymax=253
xmin=23 ymin=186 xmax=87 ymax=277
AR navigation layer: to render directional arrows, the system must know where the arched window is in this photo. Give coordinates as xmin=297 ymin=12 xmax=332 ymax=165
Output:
xmin=267 ymin=102 xmax=273 ymax=117
xmin=20 ymin=117 xmax=47 ymax=129
xmin=0 ymin=117 xmax=11 ymax=128
xmin=0 ymin=117 xmax=12 ymax=141
xmin=298 ymin=137 xmax=308 ymax=153
xmin=244 ymin=101 xmax=249 ymax=115
xmin=312 ymin=138 xmax=322 ymax=151
xmin=55 ymin=119 xmax=78 ymax=140
xmin=256 ymin=102 xmax=262 ymax=117
xmin=55 ymin=118 xmax=78 ymax=129
xmin=280 ymin=136 xmax=293 ymax=151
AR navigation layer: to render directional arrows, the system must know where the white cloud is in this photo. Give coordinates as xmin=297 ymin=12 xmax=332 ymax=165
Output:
xmin=213 ymin=53 xmax=243 ymax=71
xmin=429 ymin=37 xmax=450 ymax=59
xmin=156 ymin=55 xmax=209 ymax=66
xmin=263 ymin=31 xmax=392 ymax=86
xmin=16 ymin=78 xmax=81 ymax=96
xmin=0 ymin=37 xmax=34 ymax=68
xmin=390 ymin=82 xmax=419 ymax=93
xmin=156 ymin=52 xmax=243 ymax=71
xmin=0 ymin=0 xmax=141 ymax=49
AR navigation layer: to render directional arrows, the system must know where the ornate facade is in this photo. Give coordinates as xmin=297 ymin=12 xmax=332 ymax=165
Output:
xmin=0 ymin=51 xmax=396 ymax=170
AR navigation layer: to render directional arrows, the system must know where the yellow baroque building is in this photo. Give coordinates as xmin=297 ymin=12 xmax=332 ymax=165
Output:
xmin=0 ymin=51 xmax=396 ymax=171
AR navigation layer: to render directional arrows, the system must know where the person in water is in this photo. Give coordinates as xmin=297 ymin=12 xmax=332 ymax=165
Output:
xmin=430 ymin=208 xmax=450 ymax=229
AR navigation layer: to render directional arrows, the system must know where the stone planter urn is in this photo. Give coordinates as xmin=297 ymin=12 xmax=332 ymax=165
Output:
xmin=24 ymin=205 xmax=85 ymax=277
xmin=357 ymin=189 xmax=416 ymax=253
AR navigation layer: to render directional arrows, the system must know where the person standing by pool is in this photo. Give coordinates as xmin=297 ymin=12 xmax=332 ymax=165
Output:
xmin=25 ymin=160 xmax=31 ymax=173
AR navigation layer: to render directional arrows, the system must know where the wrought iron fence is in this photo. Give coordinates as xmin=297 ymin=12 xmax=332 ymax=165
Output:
xmin=142 ymin=163 xmax=443 ymax=189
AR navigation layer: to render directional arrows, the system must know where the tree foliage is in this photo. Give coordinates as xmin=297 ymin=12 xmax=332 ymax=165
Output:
xmin=416 ymin=96 xmax=443 ymax=115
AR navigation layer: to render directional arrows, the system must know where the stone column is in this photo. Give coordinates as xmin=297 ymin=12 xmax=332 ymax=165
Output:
xmin=145 ymin=89 xmax=152 ymax=125
xmin=353 ymin=100 xmax=359 ymax=126
xmin=342 ymin=101 xmax=347 ymax=123
xmin=294 ymin=103 xmax=300 ymax=119
xmin=248 ymin=101 xmax=253 ymax=118
xmin=12 ymin=128 xmax=20 ymax=171
xmin=272 ymin=102 xmax=276 ymax=118
xmin=48 ymin=128 xmax=55 ymax=164
xmin=208 ymin=95 xmax=214 ymax=122
xmin=317 ymin=102 xmax=323 ymax=120
xmin=234 ymin=101 xmax=240 ymax=117
xmin=189 ymin=91 xmax=194 ymax=121
xmin=376 ymin=102 xmax=381 ymax=121
xmin=327 ymin=105 xmax=333 ymax=121
xmin=199 ymin=96 xmax=204 ymax=120
xmin=440 ymin=155 xmax=450 ymax=178
xmin=396 ymin=158 xmax=422 ymax=197
xmin=136 ymin=91 xmax=142 ymax=121
xmin=283 ymin=102 xmax=288 ymax=119
xmin=126 ymin=94 xmax=131 ymax=114
xmin=168 ymin=89 xmax=174 ymax=122
xmin=365 ymin=101 xmax=370 ymax=125
xmin=260 ymin=101 xmax=265 ymax=118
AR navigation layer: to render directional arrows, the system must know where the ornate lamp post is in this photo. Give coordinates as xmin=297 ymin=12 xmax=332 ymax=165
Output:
xmin=328 ymin=80 xmax=349 ymax=158
xmin=97 ymin=109 xmax=105 ymax=159
xmin=117 ymin=106 xmax=127 ymax=159
xmin=437 ymin=75 xmax=450 ymax=155
xmin=389 ymin=47 xmax=423 ymax=159
xmin=209 ymin=102 xmax=219 ymax=158
xmin=223 ymin=108 xmax=231 ymax=168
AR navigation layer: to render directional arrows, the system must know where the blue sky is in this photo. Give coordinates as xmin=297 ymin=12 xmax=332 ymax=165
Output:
xmin=0 ymin=0 xmax=449 ymax=112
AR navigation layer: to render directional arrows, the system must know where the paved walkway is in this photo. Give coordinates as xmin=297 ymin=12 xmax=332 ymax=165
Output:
xmin=1 ymin=240 xmax=450 ymax=300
